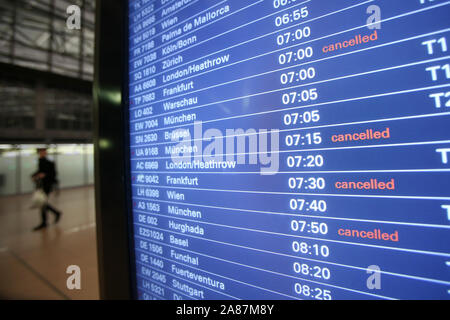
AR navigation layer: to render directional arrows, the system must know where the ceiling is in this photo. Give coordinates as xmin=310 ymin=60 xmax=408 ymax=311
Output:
xmin=0 ymin=0 xmax=95 ymax=80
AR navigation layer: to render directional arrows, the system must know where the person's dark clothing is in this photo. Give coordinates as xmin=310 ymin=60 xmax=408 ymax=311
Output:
xmin=39 ymin=203 xmax=60 ymax=225
xmin=32 ymin=157 xmax=57 ymax=194
xmin=32 ymin=157 xmax=61 ymax=230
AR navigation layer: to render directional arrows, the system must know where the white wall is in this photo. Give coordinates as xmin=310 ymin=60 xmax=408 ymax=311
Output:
xmin=0 ymin=144 xmax=94 ymax=196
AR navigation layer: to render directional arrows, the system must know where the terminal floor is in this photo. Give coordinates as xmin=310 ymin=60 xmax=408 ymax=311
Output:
xmin=0 ymin=186 xmax=99 ymax=300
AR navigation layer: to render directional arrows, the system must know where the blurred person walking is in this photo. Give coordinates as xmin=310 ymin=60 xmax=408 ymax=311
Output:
xmin=31 ymin=148 xmax=62 ymax=231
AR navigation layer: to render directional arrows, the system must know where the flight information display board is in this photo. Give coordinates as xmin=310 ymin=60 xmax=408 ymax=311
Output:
xmin=127 ymin=0 xmax=450 ymax=300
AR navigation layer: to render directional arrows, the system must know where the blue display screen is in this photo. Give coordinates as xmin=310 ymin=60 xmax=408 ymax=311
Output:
xmin=127 ymin=0 xmax=450 ymax=300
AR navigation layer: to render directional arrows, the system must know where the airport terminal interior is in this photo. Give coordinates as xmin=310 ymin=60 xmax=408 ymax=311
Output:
xmin=0 ymin=0 xmax=449 ymax=301
xmin=0 ymin=0 xmax=98 ymax=299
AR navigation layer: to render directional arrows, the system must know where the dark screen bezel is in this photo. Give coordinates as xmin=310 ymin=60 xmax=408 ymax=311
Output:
xmin=93 ymin=0 xmax=137 ymax=300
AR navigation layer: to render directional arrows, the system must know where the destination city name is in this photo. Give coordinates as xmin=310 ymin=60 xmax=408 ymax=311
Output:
xmin=166 ymin=160 xmax=237 ymax=170
xmin=165 ymin=144 xmax=198 ymax=156
xmin=163 ymin=80 xmax=194 ymax=97
xmin=163 ymin=96 xmax=198 ymax=111
xmin=169 ymin=220 xmax=205 ymax=235
xmin=165 ymin=128 xmax=191 ymax=141
xmin=170 ymin=249 xmax=199 ymax=266
xmin=163 ymin=54 xmax=230 ymax=83
xmin=161 ymin=0 xmax=194 ymax=18
xmin=164 ymin=112 xmax=197 ymax=126
xmin=162 ymin=54 xmax=183 ymax=70
xmin=161 ymin=5 xmax=230 ymax=43
xmin=167 ymin=190 xmax=185 ymax=201
xmin=171 ymin=264 xmax=225 ymax=291
xmin=168 ymin=205 xmax=202 ymax=219
xmin=162 ymin=35 xmax=197 ymax=56
xmin=167 ymin=175 xmax=199 ymax=186
xmin=170 ymin=234 xmax=189 ymax=247
xmin=172 ymin=279 xmax=204 ymax=299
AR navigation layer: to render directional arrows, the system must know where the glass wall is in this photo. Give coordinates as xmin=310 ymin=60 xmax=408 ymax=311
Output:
xmin=0 ymin=144 xmax=94 ymax=196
